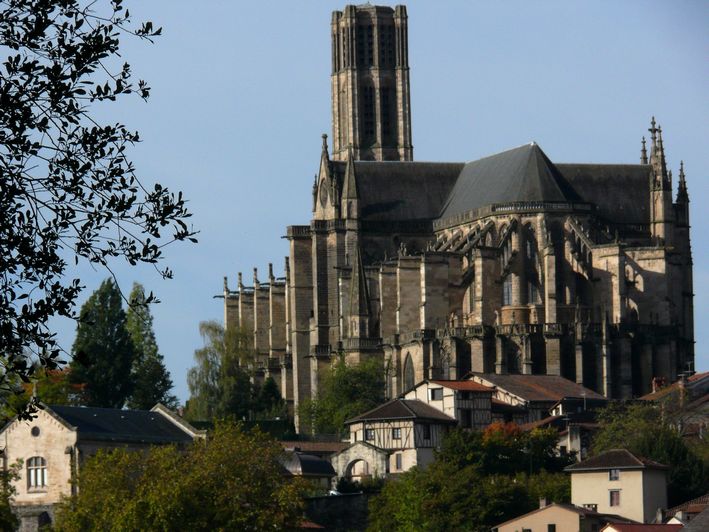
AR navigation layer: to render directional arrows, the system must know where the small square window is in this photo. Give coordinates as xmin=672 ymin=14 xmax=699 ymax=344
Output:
xmin=422 ymin=424 xmax=431 ymax=440
xmin=547 ymin=525 xmax=556 ymax=532
xmin=365 ymin=428 xmax=375 ymax=441
xmin=609 ymin=468 xmax=620 ymax=481
xmin=392 ymin=428 xmax=401 ymax=440
xmin=430 ymin=388 xmax=443 ymax=401
xmin=610 ymin=490 xmax=620 ymax=507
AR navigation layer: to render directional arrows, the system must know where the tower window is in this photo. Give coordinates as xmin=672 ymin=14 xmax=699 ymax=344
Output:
xmin=528 ymin=281 xmax=539 ymax=304
xmin=362 ymin=85 xmax=375 ymax=145
xmin=356 ymin=24 xmax=374 ymax=67
xmin=381 ymin=87 xmax=395 ymax=143
xmin=379 ymin=25 xmax=395 ymax=67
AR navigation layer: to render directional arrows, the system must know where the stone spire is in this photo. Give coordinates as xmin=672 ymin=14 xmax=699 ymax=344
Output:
xmin=640 ymin=136 xmax=648 ymax=164
xmin=268 ymin=262 xmax=275 ymax=282
xmin=349 ymin=245 xmax=371 ymax=338
xmin=677 ymin=160 xmax=689 ymax=203
xmin=649 ymin=120 xmax=669 ymax=190
xmin=342 ymin=145 xmax=359 ymax=219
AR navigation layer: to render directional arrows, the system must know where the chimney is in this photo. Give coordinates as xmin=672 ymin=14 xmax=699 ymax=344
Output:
xmin=539 ymin=497 xmax=548 ymax=509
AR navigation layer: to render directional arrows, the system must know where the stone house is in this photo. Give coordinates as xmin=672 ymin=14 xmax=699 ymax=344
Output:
xmin=0 ymin=404 xmax=204 ymax=531
xmin=221 ymin=4 xmax=695 ymax=432
xmin=565 ymin=449 xmax=669 ymax=524
xmin=331 ymin=398 xmax=456 ymax=478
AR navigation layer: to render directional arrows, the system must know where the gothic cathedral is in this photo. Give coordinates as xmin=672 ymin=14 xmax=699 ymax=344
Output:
xmin=222 ymin=4 xmax=694 ymax=427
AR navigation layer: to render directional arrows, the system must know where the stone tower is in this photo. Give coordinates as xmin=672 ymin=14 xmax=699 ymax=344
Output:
xmin=330 ymin=4 xmax=413 ymax=161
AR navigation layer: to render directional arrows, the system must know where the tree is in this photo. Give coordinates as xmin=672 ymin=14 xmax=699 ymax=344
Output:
xmin=368 ymin=425 xmax=572 ymax=531
xmin=298 ymin=356 xmax=386 ymax=436
xmin=1 ymin=367 xmax=82 ymax=423
xmin=0 ymin=460 xmax=20 ymax=531
xmin=0 ymin=0 xmax=194 ymax=414
xmin=125 ymin=282 xmax=178 ymax=409
xmin=592 ymin=401 xmax=709 ymax=506
xmin=69 ymin=278 xmax=134 ymax=407
xmin=52 ymin=421 xmax=305 ymax=531
xmin=185 ymin=321 xmax=259 ymax=421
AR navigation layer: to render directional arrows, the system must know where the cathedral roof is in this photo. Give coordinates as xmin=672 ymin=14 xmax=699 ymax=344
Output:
xmin=438 ymin=143 xmax=582 ymax=222
xmin=556 ymin=163 xmax=651 ymax=225
xmin=332 ymin=161 xmax=463 ymax=221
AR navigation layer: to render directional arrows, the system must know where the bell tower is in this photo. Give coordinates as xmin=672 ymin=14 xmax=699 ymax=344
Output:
xmin=331 ymin=5 xmax=413 ymax=161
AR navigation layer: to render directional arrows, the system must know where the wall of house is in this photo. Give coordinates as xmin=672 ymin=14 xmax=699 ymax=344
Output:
xmin=570 ymin=469 xmax=663 ymax=523
xmin=2 ymin=410 xmax=77 ymax=510
xmin=496 ymin=505 xmax=581 ymax=532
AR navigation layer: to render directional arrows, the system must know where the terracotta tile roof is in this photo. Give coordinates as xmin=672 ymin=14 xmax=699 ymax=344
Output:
xmin=601 ymin=525 xmax=683 ymax=531
xmin=640 ymin=372 xmax=709 ymax=401
xmin=565 ymin=449 xmax=668 ymax=472
xmin=429 ymin=379 xmax=493 ymax=392
xmin=345 ymin=399 xmax=457 ymax=424
xmin=280 ymin=441 xmax=349 ymax=454
xmin=667 ymin=491 xmax=709 ymax=515
xmin=493 ymin=503 xmax=637 ymax=529
xmin=471 ymin=373 xmax=606 ymax=402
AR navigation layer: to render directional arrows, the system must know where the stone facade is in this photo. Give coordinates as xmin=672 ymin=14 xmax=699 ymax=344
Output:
xmin=1 ymin=404 xmax=203 ymax=531
xmin=222 ymin=4 xmax=694 ymax=430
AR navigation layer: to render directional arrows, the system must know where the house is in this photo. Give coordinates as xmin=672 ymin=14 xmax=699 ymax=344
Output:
xmin=565 ymin=449 xmax=668 ymax=524
xmin=402 ymin=379 xmax=494 ymax=429
xmin=492 ymin=502 xmax=636 ymax=532
xmin=663 ymin=491 xmax=709 ymax=525
xmin=0 ymin=403 xmax=205 ymax=531
xmin=331 ymin=398 xmax=456 ymax=479
xmin=469 ymin=373 xmax=608 ymax=424
xmin=280 ymin=451 xmax=336 ymax=492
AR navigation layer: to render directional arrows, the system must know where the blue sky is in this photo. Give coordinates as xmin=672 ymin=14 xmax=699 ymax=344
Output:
xmin=52 ymin=1 xmax=709 ymax=402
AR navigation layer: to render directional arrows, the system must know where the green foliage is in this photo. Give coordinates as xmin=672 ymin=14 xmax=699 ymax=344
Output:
xmin=1 ymin=367 xmax=82 ymax=423
xmin=0 ymin=460 xmax=20 ymax=531
xmin=185 ymin=321 xmax=285 ymax=422
xmin=126 ymin=283 xmax=178 ymax=409
xmin=437 ymin=423 xmax=574 ymax=475
xmin=69 ymin=279 xmax=134 ymax=408
xmin=592 ymin=401 xmax=709 ymax=506
xmin=53 ymin=421 xmax=305 ymax=531
xmin=0 ymin=0 xmax=194 ymax=415
xmin=368 ymin=424 xmax=572 ymax=531
xmin=298 ymin=356 xmax=386 ymax=436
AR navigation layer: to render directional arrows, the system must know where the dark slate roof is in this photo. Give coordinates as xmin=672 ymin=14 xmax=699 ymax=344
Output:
xmin=48 ymin=405 xmax=194 ymax=444
xmin=438 ymin=143 xmax=582 ymax=221
xmin=565 ymin=449 xmax=668 ymax=472
xmin=472 ymin=374 xmax=607 ymax=403
xmin=556 ymin=163 xmax=651 ymax=225
xmin=332 ymin=161 xmax=463 ymax=221
xmin=280 ymin=452 xmax=336 ymax=478
xmin=345 ymin=399 xmax=457 ymax=424
xmin=683 ymin=506 xmax=709 ymax=531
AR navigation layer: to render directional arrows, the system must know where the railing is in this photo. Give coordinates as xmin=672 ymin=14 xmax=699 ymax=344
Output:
xmin=342 ymin=337 xmax=383 ymax=351
xmin=434 ymin=201 xmax=593 ymax=231
xmin=286 ymin=225 xmax=311 ymax=238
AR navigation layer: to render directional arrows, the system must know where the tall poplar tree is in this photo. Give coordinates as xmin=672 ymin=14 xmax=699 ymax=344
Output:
xmin=70 ymin=279 xmax=134 ymax=408
xmin=125 ymin=283 xmax=178 ymax=409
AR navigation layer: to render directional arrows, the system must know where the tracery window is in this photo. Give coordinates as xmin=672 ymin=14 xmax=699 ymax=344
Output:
xmin=27 ymin=456 xmax=47 ymax=490
xmin=403 ymin=353 xmax=415 ymax=392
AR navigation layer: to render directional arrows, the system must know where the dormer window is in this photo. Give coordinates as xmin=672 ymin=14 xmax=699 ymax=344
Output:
xmin=27 ymin=456 xmax=47 ymax=490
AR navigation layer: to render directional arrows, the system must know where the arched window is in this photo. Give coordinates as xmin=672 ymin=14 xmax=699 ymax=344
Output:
xmin=27 ymin=456 xmax=47 ymax=489
xmin=403 ymin=353 xmax=415 ymax=392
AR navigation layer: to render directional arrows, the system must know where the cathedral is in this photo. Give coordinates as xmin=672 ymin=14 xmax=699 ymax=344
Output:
xmin=222 ymin=4 xmax=694 ymax=425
